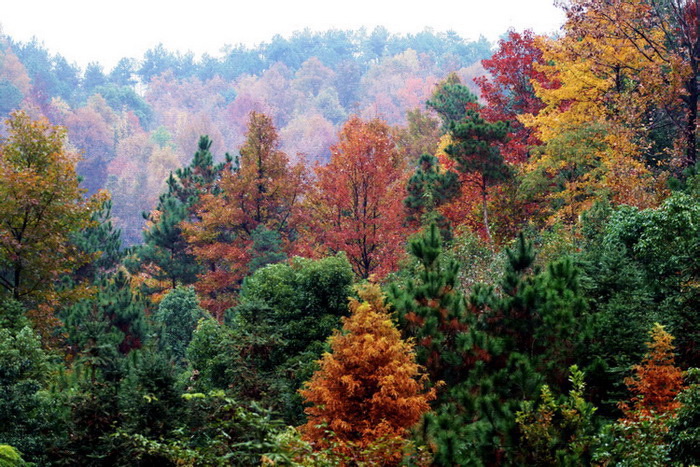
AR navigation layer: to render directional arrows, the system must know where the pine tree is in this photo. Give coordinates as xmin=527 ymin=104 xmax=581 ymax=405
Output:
xmin=388 ymin=223 xmax=471 ymax=390
xmin=138 ymin=135 xmax=231 ymax=296
xmin=404 ymin=154 xmax=460 ymax=240
xmin=446 ymin=108 xmax=510 ymax=244
xmin=299 ymin=284 xmax=435 ymax=464
xmin=426 ymin=73 xmax=477 ymax=133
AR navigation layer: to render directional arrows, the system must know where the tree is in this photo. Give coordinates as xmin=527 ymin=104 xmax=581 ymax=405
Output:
xmin=515 ymin=366 xmax=599 ymax=465
xmin=0 ymin=111 xmax=103 ymax=312
xmin=138 ymin=135 xmax=230 ymax=298
xmin=299 ymin=284 xmax=435 ymax=464
xmin=621 ymin=324 xmax=685 ymax=420
xmin=446 ymin=107 xmax=510 ymax=244
xmin=152 ymin=286 xmax=206 ymax=365
xmin=558 ymin=0 xmax=699 ymax=166
xmin=184 ymin=113 xmax=306 ymax=318
xmin=303 ymin=116 xmax=409 ymax=279
xmin=388 ymin=223 xmax=471 ymax=389
xmin=404 ymin=153 xmax=460 ymax=238
xmin=475 ymin=29 xmax=549 ymax=164
xmin=426 ymin=73 xmax=476 ymax=132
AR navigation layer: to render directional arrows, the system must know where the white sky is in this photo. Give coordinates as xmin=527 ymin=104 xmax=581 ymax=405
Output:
xmin=1 ymin=0 xmax=565 ymax=71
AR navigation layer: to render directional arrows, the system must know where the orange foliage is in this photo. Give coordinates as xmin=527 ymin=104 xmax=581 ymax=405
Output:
xmin=621 ymin=323 xmax=685 ymax=420
xmin=183 ymin=112 xmax=306 ymax=318
xmin=299 ymin=284 xmax=435 ymax=464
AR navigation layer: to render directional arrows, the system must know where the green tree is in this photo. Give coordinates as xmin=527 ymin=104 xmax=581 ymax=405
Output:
xmin=152 ymin=286 xmax=206 ymax=365
xmin=138 ymin=136 xmax=231 ymax=295
xmin=404 ymin=154 xmax=460 ymax=239
xmin=0 ymin=322 xmax=58 ymax=464
xmin=388 ymin=223 xmax=470 ymax=390
xmin=426 ymin=73 xmax=476 ymax=132
xmin=446 ymin=108 xmax=510 ymax=244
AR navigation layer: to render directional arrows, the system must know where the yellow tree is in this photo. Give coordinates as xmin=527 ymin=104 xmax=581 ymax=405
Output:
xmin=299 ymin=284 xmax=435 ymax=465
xmin=520 ymin=4 xmax=671 ymax=226
xmin=0 ymin=112 xmax=104 ymax=332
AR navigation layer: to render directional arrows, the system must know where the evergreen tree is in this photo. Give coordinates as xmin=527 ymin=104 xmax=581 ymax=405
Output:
xmin=416 ymin=234 xmax=591 ymax=464
xmin=446 ymin=108 xmax=510 ymax=244
xmin=138 ymin=136 xmax=231 ymax=295
xmin=72 ymin=198 xmax=124 ymax=284
xmin=152 ymin=286 xmax=206 ymax=366
xmin=404 ymin=154 xmax=460 ymax=240
xmin=426 ymin=73 xmax=477 ymax=132
xmin=61 ymin=270 xmax=148 ymax=368
xmin=388 ymin=223 xmax=471 ymax=389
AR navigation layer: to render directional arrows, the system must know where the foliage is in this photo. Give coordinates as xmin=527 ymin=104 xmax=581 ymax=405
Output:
xmin=184 ymin=113 xmax=306 ymax=318
xmin=299 ymin=284 xmax=435 ymax=464
xmin=515 ymin=365 xmax=599 ymax=465
xmin=404 ymin=154 xmax=460 ymax=239
xmin=0 ymin=111 xmax=104 ymax=325
xmin=0 ymin=324 xmax=59 ymax=463
xmin=667 ymin=368 xmax=700 ymax=464
xmin=0 ymin=445 xmax=28 ymax=467
xmin=302 ymin=117 xmax=409 ymax=279
xmin=388 ymin=223 xmax=471 ymax=390
xmin=152 ymin=286 xmax=206 ymax=365
xmin=621 ymin=323 xmax=685 ymax=419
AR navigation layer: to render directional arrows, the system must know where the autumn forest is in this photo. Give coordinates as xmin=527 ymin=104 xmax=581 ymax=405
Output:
xmin=0 ymin=0 xmax=699 ymax=465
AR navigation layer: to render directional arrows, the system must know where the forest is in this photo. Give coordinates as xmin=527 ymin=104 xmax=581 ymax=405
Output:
xmin=0 ymin=0 xmax=698 ymax=465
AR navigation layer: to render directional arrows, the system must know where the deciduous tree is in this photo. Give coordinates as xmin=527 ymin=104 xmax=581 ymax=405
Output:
xmin=299 ymin=284 xmax=435 ymax=464
xmin=0 ymin=111 xmax=103 ymax=313
xmin=303 ymin=116 xmax=409 ymax=279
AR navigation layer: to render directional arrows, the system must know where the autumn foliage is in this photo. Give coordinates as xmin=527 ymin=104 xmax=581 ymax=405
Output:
xmin=299 ymin=284 xmax=435 ymax=464
xmin=183 ymin=112 xmax=306 ymax=318
xmin=302 ymin=117 xmax=410 ymax=279
xmin=621 ymin=323 xmax=686 ymax=420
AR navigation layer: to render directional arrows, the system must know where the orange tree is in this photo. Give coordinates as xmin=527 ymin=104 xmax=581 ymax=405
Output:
xmin=301 ymin=116 xmax=409 ymax=279
xmin=299 ymin=284 xmax=435 ymax=465
xmin=183 ymin=112 xmax=306 ymax=318
xmin=0 ymin=111 xmax=104 ymax=332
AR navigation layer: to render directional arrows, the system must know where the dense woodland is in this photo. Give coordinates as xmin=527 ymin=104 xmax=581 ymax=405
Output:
xmin=0 ymin=0 xmax=699 ymax=465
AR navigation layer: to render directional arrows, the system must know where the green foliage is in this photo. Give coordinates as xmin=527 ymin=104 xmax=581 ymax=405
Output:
xmin=426 ymin=73 xmax=477 ymax=132
xmin=515 ymin=365 xmax=599 ymax=465
xmin=61 ymin=270 xmax=148 ymax=368
xmin=389 ymin=223 xmax=470 ymax=389
xmin=247 ymin=224 xmax=287 ymax=273
xmin=0 ymin=325 xmax=58 ymax=463
xmin=114 ymin=391 xmax=290 ymax=466
xmin=237 ymin=253 xmax=354 ymax=357
xmin=593 ymin=415 xmax=672 ymax=467
xmin=0 ymin=445 xmax=28 ymax=467
xmin=667 ymin=368 xmax=700 ymax=464
xmin=72 ymin=198 xmax=124 ymax=283
xmin=414 ymin=233 xmax=592 ymax=464
xmin=404 ymin=153 xmax=460 ymax=239
xmin=153 ymin=286 xmax=206 ymax=365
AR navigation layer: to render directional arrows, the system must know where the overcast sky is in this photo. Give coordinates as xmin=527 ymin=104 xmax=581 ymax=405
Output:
xmin=1 ymin=0 xmax=565 ymax=70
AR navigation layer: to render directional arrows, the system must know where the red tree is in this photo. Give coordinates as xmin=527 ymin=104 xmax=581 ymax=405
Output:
xmin=475 ymin=30 xmax=552 ymax=164
xmin=184 ymin=112 xmax=306 ymax=318
xmin=301 ymin=117 xmax=410 ymax=279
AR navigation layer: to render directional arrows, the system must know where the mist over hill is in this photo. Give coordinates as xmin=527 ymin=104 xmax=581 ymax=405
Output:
xmin=0 ymin=28 xmax=492 ymax=244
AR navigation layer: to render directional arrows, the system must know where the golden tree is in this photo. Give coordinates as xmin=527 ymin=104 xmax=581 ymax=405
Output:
xmin=299 ymin=284 xmax=435 ymax=465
